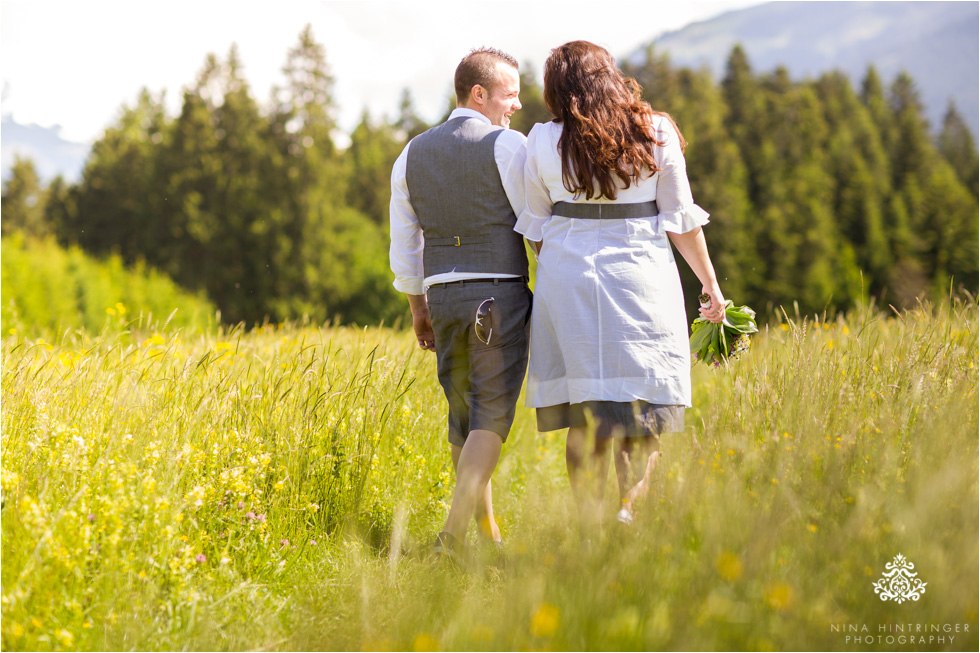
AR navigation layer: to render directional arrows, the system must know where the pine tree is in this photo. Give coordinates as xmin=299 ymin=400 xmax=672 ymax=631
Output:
xmin=889 ymin=72 xmax=933 ymax=186
xmin=393 ymin=89 xmax=429 ymax=141
xmin=163 ymin=56 xmax=223 ymax=286
xmin=1 ymin=157 xmax=48 ymax=238
xmin=210 ymin=45 xmax=281 ymax=322
xmin=857 ymin=67 xmax=918 ymax=303
xmin=622 ymin=46 xmax=680 ymax=115
xmin=43 ymin=175 xmax=73 ymax=242
xmin=509 ymin=64 xmax=552 ymax=136
xmin=72 ymin=89 xmax=168 ymax=259
xmin=860 ymin=66 xmax=897 ymax=164
xmin=815 ymin=72 xmax=891 ymax=295
xmin=670 ymin=67 xmax=757 ymax=314
xmin=345 ymin=110 xmax=403 ymax=225
xmin=721 ymin=45 xmax=768 ymax=207
xmin=270 ymin=25 xmax=401 ymax=325
xmin=917 ymin=160 xmax=980 ymax=296
xmin=938 ymin=102 xmax=979 ymax=197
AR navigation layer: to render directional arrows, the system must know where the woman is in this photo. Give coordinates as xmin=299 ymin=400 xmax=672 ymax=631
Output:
xmin=515 ymin=41 xmax=726 ymax=525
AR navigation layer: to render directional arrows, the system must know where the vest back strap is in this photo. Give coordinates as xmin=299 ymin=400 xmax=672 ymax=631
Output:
xmin=426 ymin=236 xmax=491 ymax=247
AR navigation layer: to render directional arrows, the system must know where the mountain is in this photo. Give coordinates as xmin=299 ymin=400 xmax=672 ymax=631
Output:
xmin=1 ymin=116 xmax=90 ymax=183
xmin=629 ymin=1 xmax=979 ymax=135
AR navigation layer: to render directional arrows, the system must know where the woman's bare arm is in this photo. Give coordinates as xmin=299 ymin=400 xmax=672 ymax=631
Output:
xmin=667 ymin=227 xmax=725 ymax=323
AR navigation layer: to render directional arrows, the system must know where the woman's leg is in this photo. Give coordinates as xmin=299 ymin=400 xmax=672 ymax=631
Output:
xmin=614 ymin=435 xmax=660 ymax=520
xmin=477 ymin=478 xmax=501 ymax=542
xmin=566 ymin=426 xmax=611 ymax=522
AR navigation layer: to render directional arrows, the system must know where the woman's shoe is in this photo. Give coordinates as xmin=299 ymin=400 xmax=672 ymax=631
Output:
xmin=616 ymin=508 xmax=634 ymax=525
xmin=432 ymin=531 xmax=467 ymax=567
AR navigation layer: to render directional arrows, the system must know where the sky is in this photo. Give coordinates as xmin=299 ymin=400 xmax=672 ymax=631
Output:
xmin=0 ymin=0 xmax=762 ymax=145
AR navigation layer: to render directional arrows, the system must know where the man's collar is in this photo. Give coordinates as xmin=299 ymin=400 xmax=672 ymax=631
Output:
xmin=449 ymin=107 xmax=491 ymax=124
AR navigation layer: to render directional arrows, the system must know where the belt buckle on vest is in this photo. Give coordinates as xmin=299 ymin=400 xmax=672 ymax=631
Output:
xmin=453 ymin=236 xmax=460 ymax=246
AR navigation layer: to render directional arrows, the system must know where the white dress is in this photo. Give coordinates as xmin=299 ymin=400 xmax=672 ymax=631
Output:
xmin=514 ymin=116 xmax=709 ymax=410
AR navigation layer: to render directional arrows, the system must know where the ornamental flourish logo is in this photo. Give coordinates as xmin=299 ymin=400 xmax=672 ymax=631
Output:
xmin=873 ymin=554 xmax=927 ymax=603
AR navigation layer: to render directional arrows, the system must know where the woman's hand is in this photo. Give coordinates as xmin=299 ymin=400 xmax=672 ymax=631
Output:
xmin=699 ymin=283 xmax=726 ymax=323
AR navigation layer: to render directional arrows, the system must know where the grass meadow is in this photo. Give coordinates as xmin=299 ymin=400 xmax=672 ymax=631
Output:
xmin=2 ymin=299 xmax=978 ymax=651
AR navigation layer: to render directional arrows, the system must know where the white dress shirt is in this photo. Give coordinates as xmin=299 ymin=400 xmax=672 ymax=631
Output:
xmin=389 ymin=108 xmax=528 ymax=295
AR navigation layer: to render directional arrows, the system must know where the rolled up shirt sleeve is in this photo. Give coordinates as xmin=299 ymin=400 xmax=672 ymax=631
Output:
xmin=495 ymin=128 xmax=528 ymax=219
xmin=654 ymin=117 xmax=710 ymax=234
xmin=515 ymin=123 xmax=551 ymax=243
xmin=389 ymin=143 xmax=425 ymax=295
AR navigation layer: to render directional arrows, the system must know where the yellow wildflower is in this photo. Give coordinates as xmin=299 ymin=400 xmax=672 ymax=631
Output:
xmin=530 ymin=602 xmax=560 ymax=638
xmin=412 ymin=632 xmax=439 ymax=651
xmin=765 ymin=583 xmax=795 ymax=611
xmin=56 ymin=629 xmax=75 ymax=647
xmin=715 ymin=552 xmax=743 ymax=582
xmin=471 ymin=623 xmax=494 ymax=642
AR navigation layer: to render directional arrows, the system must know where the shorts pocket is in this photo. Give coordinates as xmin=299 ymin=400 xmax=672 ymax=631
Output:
xmin=469 ymin=283 xmax=531 ymax=350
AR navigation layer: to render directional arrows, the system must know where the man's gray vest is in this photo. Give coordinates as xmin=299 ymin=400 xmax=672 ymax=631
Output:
xmin=405 ymin=116 xmax=529 ymax=279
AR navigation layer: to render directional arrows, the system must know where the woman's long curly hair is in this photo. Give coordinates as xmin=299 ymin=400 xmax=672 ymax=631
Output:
xmin=544 ymin=40 xmax=684 ymax=200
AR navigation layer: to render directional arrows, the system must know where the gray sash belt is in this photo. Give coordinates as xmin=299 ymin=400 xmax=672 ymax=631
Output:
xmin=552 ymin=200 xmax=659 ymax=219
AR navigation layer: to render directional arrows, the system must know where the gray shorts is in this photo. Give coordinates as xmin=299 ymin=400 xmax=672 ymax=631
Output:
xmin=427 ymin=279 xmax=532 ymax=446
xmin=536 ymin=400 xmax=684 ymax=437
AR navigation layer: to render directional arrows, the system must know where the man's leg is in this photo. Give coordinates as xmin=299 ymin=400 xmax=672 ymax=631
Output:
xmin=451 ymin=443 xmax=501 ymax=542
xmin=443 ymin=429 xmax=503 ymax=540
xmin=435 ymin=281 xmax=529 ymax=550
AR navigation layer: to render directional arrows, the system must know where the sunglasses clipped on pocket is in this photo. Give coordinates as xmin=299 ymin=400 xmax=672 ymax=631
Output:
xmin=474 ymin=297 xmax=494 ymax=345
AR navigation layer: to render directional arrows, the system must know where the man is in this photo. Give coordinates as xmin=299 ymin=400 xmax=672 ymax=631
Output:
xmin=389 ymin=47 xmax=530 ymax=559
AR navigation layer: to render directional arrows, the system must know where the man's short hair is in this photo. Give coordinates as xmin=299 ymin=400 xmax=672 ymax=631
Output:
xmin=454 ymin=47 xmax=519 ymax=103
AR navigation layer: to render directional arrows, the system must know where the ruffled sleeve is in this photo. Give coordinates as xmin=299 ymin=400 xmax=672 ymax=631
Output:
xmin=654 ymin=116 xmax=710 ymax=234
xmin=514 ymin=123 xmax=552 ymax=242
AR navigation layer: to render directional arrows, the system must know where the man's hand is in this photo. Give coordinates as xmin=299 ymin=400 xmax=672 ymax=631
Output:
xmin=407 ymin=294 xmax=436 ymax=352
xmin=413 ymin=311 xmax=436 ymax=351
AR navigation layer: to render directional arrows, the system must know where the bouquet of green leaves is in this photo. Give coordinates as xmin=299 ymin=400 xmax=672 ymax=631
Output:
xmin=690 ymin=294 xmax=759 ymax=366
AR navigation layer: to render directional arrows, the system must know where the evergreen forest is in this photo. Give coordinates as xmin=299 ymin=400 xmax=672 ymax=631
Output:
xmin=3 ymin=28 xmax=977 ymax=328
